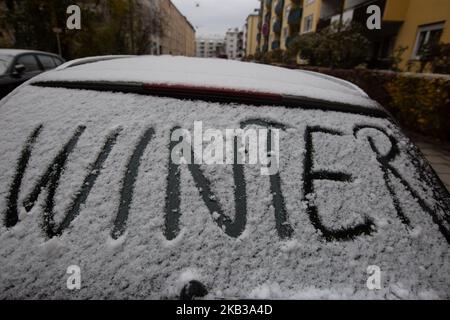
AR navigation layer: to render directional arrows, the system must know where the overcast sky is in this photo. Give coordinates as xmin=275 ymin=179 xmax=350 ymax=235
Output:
xmin=171 ymin=0 xmax=260 ymax=37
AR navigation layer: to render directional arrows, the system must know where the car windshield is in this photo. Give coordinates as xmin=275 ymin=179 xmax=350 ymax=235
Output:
xmin=0 ymin=85 xmax=449 ymax=299
xmin=0 ymin=54 xmax=13 ymax=75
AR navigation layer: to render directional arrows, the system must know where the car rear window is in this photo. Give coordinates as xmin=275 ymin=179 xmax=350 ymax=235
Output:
xmin=0 ymin=86 xmax=449 ymax=299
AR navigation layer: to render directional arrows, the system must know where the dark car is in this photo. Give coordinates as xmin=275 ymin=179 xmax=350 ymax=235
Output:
xmin=0 ymin=49 xmax=65 ymax=99
xmin=0 ymin=56 xmax=449 ymax=299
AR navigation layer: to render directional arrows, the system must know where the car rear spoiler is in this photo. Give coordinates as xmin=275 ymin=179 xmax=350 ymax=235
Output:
xmin=31 ymin=81 xmax=393 ymax=120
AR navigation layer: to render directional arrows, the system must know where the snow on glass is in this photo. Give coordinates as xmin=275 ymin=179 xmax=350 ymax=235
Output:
xmin=0 ymin=86 xmax=449 ymax=299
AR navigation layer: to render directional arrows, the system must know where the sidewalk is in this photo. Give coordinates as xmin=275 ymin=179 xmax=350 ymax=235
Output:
xmin=407 ymin=132 xmax=450 ymax=192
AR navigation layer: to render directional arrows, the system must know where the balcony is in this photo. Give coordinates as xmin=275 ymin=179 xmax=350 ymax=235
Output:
xmin=273 ymin=20 xmax=282 ymax=34
xmin=288 ymin=7 xmax=302 ymax=25
xmin=271 ymin=40 xmax=280 ymax=50
xmin=275 ymin=0 xmax=284 ymax=16
xmin=262 ymin=22 xmax=270 ymax=36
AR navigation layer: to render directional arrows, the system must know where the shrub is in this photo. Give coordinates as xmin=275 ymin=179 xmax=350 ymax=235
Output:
xmin=386 ymin=75 xmax=450 ymax=139
xmin=431 ymin=43 xmax=450 ymax=75
xmin=300 ymin=66 xmax=450 ymax=141
xmin=291 ymin=22 xmax=369 ymax=69
xmin=267 ymin=49 xmax=284 ymax=63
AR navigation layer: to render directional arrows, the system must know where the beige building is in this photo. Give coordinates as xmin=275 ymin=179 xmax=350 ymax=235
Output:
xmin=159 ymin=0 xmax=196 ymax=56
xmin=245 ymin=13 xmax=260 ymax=56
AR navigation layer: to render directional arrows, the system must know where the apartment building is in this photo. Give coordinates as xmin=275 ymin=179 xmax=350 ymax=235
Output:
xmin=159 ymin=0 xmax=196 ymax=56
xmin=245 ymin=12 xmax=260 ymax=56
xmin=196 ymin=37 xmax=226 ymax=58
xmin=255 ymin=0 xmax=450 ymax=71
xmin=225 ymin=28 xmax=245 ymax=60
xmin=257 ymin=0 xmax=303 ymax=53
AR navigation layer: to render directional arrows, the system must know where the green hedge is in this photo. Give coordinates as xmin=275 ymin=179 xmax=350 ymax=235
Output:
xmin=299 ymin=67 xmax=450 ymax=142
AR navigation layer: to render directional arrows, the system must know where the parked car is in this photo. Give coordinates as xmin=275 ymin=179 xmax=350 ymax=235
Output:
xmin=0 ymin=56 xmax=449 ymax=299
xmin=0 ymin=49 xmax=65 ymax=99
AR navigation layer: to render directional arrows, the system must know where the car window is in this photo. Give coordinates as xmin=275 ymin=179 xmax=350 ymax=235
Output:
xmin=0 ymin=86 xmax=449 ymax=299
xmin=37 ymin=55 xmax=56 ymax=70
xmin=52 ymin=56 xmax=63 ymax=66
xmin=0 ymin=54 xmax=13 ymax=75
xmin=16 ymin=54 xmax=41 ymax=72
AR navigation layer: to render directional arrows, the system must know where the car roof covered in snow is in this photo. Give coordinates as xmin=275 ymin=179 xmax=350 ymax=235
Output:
xmin=29 ymin=55 xmax=380 ymax=110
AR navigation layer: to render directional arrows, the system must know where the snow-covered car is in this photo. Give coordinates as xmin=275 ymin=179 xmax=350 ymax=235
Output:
xmin=0 ymin=56 xmax=449 ymax=299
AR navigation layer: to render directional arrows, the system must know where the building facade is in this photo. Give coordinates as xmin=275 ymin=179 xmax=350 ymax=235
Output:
xmin=255 ymin=0 xmax=450 ymax=71
xmin=225 ymin=28 xmax=245 ymax=60
xmin=159 ymin=0 xmax=196 ymax=56
xmin=195 ymin=37 xmax=226 ymax=58
xmin=245 ymin=12 xmax=260 ymax=56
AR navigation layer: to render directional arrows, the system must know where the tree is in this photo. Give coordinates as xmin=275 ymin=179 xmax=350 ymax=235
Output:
xmin=290 ymin=22 xmax=369 ymax=69
xmin=1 ymin=0 xmax=166 ymax=59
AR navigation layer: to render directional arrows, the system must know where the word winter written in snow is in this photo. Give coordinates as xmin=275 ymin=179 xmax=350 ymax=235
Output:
xmin=171 ymin=121 xmax=280 ymax=176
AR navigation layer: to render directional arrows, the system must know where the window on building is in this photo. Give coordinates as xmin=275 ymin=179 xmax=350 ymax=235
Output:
xmin=303 ymin=15 xmax=314 ymax=33
xmin=412 ymin=22 xmax=444 ymax=60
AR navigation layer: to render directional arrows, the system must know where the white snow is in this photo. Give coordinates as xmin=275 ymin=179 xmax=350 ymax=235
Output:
xmin=0 ymin=85 xmax=448 ymax=299
xmin=31 ymin=55 xmax=379 ymax=109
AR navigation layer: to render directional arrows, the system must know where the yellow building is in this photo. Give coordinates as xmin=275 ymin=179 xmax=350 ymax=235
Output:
xmin=160 ymin=0 xmax=196 ymax=56
xmin=384 ymin=0 xmax=450 ymax=71
xmin=255 ymin=0 xmax=450 ymax=71
xmin=259 ymin=0 xmax=272 ymax=52
xmin=316 ymin=0 xmax=450 ymax=71
xmin=246 ymin=13 xmax=260 ymax=56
